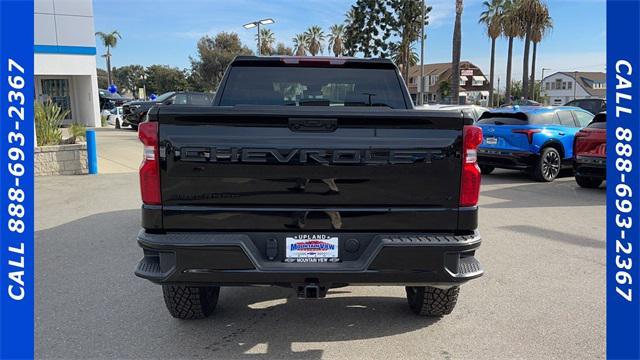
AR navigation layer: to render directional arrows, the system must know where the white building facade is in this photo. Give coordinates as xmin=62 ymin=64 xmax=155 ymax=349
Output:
xmin=540 ymin=72 xmax=606 ymax=106
xmin=34 ymin=0 xmax=100 ymax=127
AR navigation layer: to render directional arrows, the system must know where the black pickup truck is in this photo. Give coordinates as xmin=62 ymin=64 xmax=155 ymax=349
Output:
xmin=135 ymin=56 xmax=484 ymax=319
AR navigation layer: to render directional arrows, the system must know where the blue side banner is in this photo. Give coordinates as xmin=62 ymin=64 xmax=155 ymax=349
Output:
xmin=607 ymin=0 xmax=640 ymax=359
xmin=0 ymin=0 xmax=35 ymax=359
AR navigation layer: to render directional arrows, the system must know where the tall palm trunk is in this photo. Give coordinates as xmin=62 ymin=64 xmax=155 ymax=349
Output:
xmin=405 ymin=45 xmax=411 ymax=86
xmin=522 ymin=30 xmax=532 ymax=100
xmin=488 ymin=37 xmax=496 ymax=107
xmin=529 ymin=42 xmax=537 ymax=100
xmin=451 ymin=0 xmax=463 ymax=105
xmin=106 ymin=47 xmax=112 ymax=86
xmin=505 ymin=37 xmax=513 ymax=104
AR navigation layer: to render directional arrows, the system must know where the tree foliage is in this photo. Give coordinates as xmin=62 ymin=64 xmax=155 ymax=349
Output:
xmin=343 ymin=0 xmax=395 ymax=57
xmin=112 ymin=65 xmax=145 ymax=97
xmin=189 ymin=32 xmax=253 ymax=91
xmin=144 ymin=65 xmax=189 ymax=95
xmin=274 ymin=42 xmax=294 ymax=56
xmin=305 ymin=26 xmax=325 ymax=56
xmin=293 ymin=34 xmax=308 ymax=56
xmin=257 ymin=28 xmax=275 ymax=55
xmin=328 ymin=24 xmax=346 ymax=56
xmin=391 ymin=0 xmax=431 ymax=82
xmin=96 ymin=68 xmax=109 ymax=89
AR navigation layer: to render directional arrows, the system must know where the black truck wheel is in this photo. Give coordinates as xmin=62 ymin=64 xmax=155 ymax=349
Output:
xmin=479 ymin=165 xmax=495 ymax=174
xmin=405 ymin=286 xmax=459 ymax=316
xmin=575 ymin=175 xmax=603 ymax=188
xmin=162 ymin=285 xmax=220 ymax=319
xmin=533 ymin=147 xmax=561 ymax=182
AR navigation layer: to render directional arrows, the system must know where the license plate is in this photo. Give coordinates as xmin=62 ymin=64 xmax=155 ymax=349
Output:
xmin=285 ymin=235 xmax=339 ymax=263
xmin=485 ymin=137 xmax=498 ymax=145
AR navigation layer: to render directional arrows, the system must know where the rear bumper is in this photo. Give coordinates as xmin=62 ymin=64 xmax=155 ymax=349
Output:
xmin=478 ymin=148 xmax=537 ymax=169
xmin=135 ymin=230 xmax=483 ymax=287
xmin=574 ymin=155 xmax=606 ymax=179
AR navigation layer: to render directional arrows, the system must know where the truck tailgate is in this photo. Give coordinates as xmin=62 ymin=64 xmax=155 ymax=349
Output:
xmin=156 ymin=106 xmax=467 ymax=231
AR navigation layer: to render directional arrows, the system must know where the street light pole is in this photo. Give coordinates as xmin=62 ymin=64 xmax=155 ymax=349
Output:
xmin=418 ymin=0 xmax=425 ymax=105
xmin=243 ymin=18 xmax=274 ymax=56
xmin=540 ymin=67 xmax=551 ymax=103
xmin=257 ymin=22 xmax=261 ymax=55
xmin=497 ymin=77 xmax=500 ymax=107
xmin=574 ymin=71 xmax=578 ymax=100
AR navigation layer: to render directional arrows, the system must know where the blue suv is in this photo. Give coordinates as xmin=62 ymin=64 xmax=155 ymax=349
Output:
xmin=476 ymin=106 xmax=594 ymax=181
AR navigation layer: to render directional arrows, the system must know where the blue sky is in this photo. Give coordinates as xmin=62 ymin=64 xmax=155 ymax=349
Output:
xmin=94 ymin=0 xmax=605 ymax=84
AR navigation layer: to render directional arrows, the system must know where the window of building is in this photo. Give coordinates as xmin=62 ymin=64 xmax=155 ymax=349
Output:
xmin=562 ymin=82 xmax=567 ymax=90
xmin=41 ymin=79 xmax=72 ymax=120
xmin=568 ymin=82 xmax=572 ymax=89
xmin=472 ymin=76 xmax=485 ymax=86
xmin=546 ymin=82 xmax=550 ymax=90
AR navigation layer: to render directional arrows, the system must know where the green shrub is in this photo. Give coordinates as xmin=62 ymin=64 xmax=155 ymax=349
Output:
xmin=35 ymin=100 xmax=67 ymax=146
xmin=69 ymin=122 xmax=86 ymax=142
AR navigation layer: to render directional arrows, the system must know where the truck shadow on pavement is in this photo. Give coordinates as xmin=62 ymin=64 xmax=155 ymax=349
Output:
xmin=36 ymin=209 xmax=443 ymax=359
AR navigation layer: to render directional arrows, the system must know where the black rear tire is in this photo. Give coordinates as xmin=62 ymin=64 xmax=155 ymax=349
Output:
xmin=405 ymin=286 xmax=459 ymax=316
xmin=162 ymin=285 xmax=220 ymax=319
xmin=115 ymin=119 xmax=121 ymax=129
xmin=131 ymin=124 xmax=138 ymax=131
xmin=575 ymin=175 xmax=603 ymax=188
xmin=479 ymin=165 xmax=495 ymax=174
xmin=533 ymin=147 xmax=561 ymax=182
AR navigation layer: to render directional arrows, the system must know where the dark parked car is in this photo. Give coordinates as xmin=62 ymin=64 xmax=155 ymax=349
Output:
xmin=573 ymin=112 xmax=606 ymax=188
xmin=123 ymin=91 xmax=214 ymax=129
xmin=134 ymin=56 xmax=484 ymax=319
xmin=98 ymin=89 xmax=130 ymax=111
xmin=564 ymin=98 xmax=606 ymax=115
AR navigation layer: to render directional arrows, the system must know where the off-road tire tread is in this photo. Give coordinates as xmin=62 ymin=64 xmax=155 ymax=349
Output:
xmin=406 ymin=286 xmax=459 ymax=316
xmin=162 ymin=285 xmax=219 ymax=319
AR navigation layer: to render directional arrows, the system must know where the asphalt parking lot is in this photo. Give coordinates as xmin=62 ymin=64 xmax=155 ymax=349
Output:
xmin=35 ymin=128 xmax=606 ymax=359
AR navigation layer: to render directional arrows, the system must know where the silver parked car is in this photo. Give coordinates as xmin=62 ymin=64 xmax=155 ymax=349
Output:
xmin=414 ymin=104 xmax=490 ymax=122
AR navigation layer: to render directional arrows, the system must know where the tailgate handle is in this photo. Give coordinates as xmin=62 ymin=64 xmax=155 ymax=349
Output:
xmin=289 ymin=118 xmax=338 ymax=132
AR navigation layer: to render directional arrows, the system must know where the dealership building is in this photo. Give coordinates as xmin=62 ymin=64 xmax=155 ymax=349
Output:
xmin=34 ymin=0 xmax=100 ymax=127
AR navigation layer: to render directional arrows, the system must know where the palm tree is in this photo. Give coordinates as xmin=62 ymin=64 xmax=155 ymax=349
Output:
xmin=293 ymin=34 xmax=308 ymax=56
xmin=257 ymin=28 xmax=275 ymax=55
xmin=95 ymin=30 xmax=122 ymax=86
xmin=519 ymin=0 xmax=546 ymax=99
xmin=529 ymin=5 xmax=552 ymax=98
xmin=392 ymin=46 xmax=419 ymax=69
xmin=501 ymin=0 xmax=522 ymax=104
xmin=479 ymin=0 xmax=504 ymax=107
xmin=328 ymin=24 xmax=345 ymax=56
xmin=304 ymin=26 xmax=325 ymax=56
xmin=450 ymin=0 xmax=464 ymax=104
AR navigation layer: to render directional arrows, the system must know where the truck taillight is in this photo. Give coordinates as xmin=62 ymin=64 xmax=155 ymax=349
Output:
xmin=138 ymin=121 xmax=161 ymax=205
xmin=460 ymin=125 xmax=483 ymax=207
